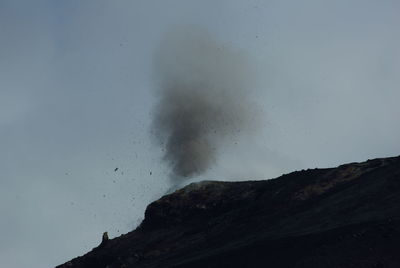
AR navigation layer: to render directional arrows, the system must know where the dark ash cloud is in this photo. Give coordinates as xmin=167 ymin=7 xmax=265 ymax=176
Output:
xmin=151 ymin=28 xmax=260 ymax=183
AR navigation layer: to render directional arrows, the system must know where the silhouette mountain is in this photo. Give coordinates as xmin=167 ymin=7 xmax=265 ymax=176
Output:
xmin=57 ymin=156 xmax=400 ymax=268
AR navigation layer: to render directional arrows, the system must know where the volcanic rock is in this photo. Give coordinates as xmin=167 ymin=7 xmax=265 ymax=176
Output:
xmin=57 ymin=156 xmax=400 ymax=268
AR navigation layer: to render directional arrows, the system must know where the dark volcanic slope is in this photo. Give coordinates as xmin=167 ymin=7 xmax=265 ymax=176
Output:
xmin=58 ymin=156 xmax=400 ymax=268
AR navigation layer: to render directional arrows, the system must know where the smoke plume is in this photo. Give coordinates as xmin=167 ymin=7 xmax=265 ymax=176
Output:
xmin=152 ymin=28 xmax=259 ymax=182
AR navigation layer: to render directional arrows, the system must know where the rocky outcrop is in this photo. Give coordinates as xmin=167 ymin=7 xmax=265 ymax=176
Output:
xmin=57 ymin=156 xmax=400 ymax=268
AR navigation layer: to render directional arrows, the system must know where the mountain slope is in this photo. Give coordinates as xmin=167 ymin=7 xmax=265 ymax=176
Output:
xmin=57 ymin=156 xmax=400 ymax=268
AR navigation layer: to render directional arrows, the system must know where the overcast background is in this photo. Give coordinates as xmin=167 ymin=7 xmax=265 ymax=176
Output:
xmin=1 ymin=0 xmax=399 ymax=267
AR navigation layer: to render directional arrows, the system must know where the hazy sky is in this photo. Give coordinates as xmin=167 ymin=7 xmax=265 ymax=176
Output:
xmin=1 ymin=1 xmax=399 ymax=267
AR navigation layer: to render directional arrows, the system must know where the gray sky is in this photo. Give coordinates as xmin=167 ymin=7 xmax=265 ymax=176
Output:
xmin=1 ymin=0 xmax=399 ymax=267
